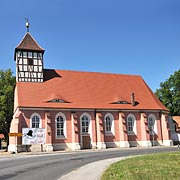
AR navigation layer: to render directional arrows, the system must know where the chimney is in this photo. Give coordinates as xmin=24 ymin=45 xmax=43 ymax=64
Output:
xmin=131 ymin=92 xmax=135 ymax=106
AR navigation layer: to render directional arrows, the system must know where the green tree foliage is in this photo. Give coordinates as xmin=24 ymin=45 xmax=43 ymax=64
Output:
xmin=0 ymin=69 xmax=16 ymax=141
xmin=155 ymin=70 xmax=180 ymax=116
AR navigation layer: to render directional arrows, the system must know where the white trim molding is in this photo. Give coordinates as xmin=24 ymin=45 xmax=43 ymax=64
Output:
xmin=127 ymin=113 xmax=137 ymax=135
xmin=104 ymin=113 xmax=115 ymax=136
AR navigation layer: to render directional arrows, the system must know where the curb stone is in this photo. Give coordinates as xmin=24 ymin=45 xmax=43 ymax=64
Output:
xmin=59 ymin=156 xmax=132 ymax=180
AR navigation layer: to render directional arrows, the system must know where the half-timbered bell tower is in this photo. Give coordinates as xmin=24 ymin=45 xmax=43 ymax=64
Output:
xmin=14 ymin=30 xmax=45 ymax=82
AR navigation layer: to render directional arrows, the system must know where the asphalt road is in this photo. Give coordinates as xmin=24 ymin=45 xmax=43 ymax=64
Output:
xmin=0 ymin=146 xmax=178 ymax=180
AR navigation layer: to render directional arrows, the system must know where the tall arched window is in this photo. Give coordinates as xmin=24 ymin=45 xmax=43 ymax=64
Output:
xmin=30 ymin=113 xmax=41 ymax=128
xmin=127 ymin=114 xmax=136 ymax=135
xmin=55 ymin=113 xmax=66 ymax=138
xmin=148 ymin=114 xmax=157 ymax=135
xmin=104 ymin=113 xmax=114 ymax=135
xmin=106 ymin=116 xmax=111 ymax=132
xmin=81 ymin=115 xmax=89 ymax=134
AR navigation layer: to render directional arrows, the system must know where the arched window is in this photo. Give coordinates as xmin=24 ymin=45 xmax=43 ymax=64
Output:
xmin=55 ymin=113 xmax=66 ymax=138
xmin=104 ymin=113 xmax=114 ymax=135
xmin=106 ymin=116 xmax=111 ymax=132
xmin=81 ymin=115 xmax=89 ymax=134
xmin=30 ymin=113 xmax=41 ymax=128
xmin=148 ymin=114 xmax=157 ymax=135
xmin=127 ymin=114 xmax=136 ymax=135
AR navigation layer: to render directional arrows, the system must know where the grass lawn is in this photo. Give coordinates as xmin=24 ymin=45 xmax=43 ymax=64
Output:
xmin=101 ymin=152 xmax=180 ymax=180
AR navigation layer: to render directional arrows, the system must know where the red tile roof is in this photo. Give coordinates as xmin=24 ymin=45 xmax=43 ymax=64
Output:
xmin=172 ymin=116 xmax=180 ymax=126
xmin=15 ymin=32 xmax=44 ymax=52
xmin=15 ymin=69 xmax=168 ymax=111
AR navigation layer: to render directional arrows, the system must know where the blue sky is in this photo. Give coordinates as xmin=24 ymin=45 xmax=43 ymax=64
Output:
xmin=0 ymin=0 xmax=180 ymax=92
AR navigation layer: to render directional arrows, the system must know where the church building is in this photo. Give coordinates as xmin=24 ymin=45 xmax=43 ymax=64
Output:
xmin=8 ymin=29 xmax=172 ymax=152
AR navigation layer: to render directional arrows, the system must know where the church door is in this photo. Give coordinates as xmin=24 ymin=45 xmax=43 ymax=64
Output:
xmin=81 ymin=115 xmax=91 ymax=149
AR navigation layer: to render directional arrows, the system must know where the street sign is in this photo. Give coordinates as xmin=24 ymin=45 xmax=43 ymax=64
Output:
xmin=8 ymin=133 xmax=23 ymax=137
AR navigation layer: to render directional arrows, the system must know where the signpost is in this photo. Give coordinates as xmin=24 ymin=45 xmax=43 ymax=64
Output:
xmin=8 ymin=132 xmax=23 ymax=153
xmin=8 ymin=133 xmax=23 ymax=137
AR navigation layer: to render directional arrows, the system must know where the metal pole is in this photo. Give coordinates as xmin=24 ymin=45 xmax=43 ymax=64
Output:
xmin=15 ymin=136 xmax=17 ymax=153
xmin=41 ymin=144 xmax=43 ymax=152
xmin=152 ymin=130 xmax=154 ymax=146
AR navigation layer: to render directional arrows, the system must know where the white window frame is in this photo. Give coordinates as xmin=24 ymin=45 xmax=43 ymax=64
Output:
xmin=148 ymin=114 xmax=157 ymax=135
xmin=80 ymin=113 xmax=91 ymax=135
xmin=55 ymin=112 xmax=66 ymax=139
xmin=30 ymin=113 xmax=42 ymax=128
xmin=104 ymin=113 xmax=114 ymax=135
xmin=127 ymin=114 xmax=136 ymax=135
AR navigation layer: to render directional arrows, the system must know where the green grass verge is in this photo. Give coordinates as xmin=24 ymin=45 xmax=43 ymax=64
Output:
xmin=101 ymin=152 xmax=180 ymax=180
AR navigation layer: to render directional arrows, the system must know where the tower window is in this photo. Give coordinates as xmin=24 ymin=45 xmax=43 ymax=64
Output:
xmin=28 ymin=52 xmax=33 ymax=58
xmin=18 ymin=51 xmax=22 ymax=57
xmin=28 ymin=58 xmax=33 ymax=65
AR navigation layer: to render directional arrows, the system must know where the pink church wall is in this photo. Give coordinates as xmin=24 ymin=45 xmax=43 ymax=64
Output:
xmin=9 ymin=107 xmax=171 ymax=152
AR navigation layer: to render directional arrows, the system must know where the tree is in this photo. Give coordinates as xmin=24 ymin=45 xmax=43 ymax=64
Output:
xmin=155 ymin=70 xmax=180 ymax=116
xmin=0 ymin=69 xmax=16 ymax=143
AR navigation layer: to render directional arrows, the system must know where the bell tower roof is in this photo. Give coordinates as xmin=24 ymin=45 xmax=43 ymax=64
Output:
xmin=15 ymin=32 xmax=44 ymax=51
xmin=14 ymin=32 xmax=44 ymax=60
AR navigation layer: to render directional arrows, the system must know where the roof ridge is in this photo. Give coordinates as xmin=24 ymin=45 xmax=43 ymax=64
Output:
xmin=44 ymin=69 xmax=142 ymax=77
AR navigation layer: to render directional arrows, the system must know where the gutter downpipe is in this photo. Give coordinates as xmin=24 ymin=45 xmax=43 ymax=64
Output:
xmin=94 ymin=109 xmax=98 ymax=148
xmin=159 ymin=111 xmax=163 ymax=145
